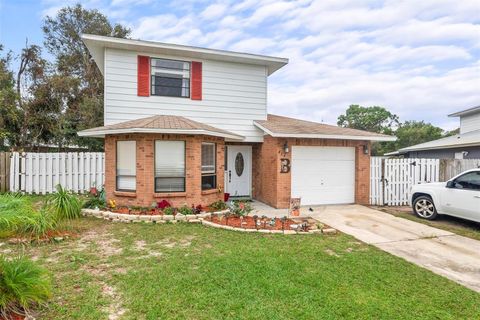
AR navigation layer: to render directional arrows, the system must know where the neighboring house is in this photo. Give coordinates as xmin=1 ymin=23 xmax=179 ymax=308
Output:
xmin=78 ymin=34 xmax=394 ymax=209
xmin=386 ymin=106 xmax=480 ymax=159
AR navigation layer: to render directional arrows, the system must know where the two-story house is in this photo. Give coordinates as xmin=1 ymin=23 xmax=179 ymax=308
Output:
xmin=386 ymin=106 xmax=480 ymax=159
xmin=78 ymin=34 xmax=394 ymax=209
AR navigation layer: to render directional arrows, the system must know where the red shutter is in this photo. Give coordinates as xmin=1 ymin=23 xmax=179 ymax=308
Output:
xmin=191 ymin=61 xmax=202 ymax=100
xmin=137 ymin=55 xmax=150 ymax=97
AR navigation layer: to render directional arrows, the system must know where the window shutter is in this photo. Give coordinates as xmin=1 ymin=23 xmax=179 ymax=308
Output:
xmin=191 ymin=61 xmax=202 ymax=100
xmin=137 ymin=55 xmax=150 ymax=97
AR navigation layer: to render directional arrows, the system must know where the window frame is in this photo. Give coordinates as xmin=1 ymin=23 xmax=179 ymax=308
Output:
xmin=150 ymin=57 xmax=190 ymax=98
xmin=154 ymin=140 xmax=186 ymax=193
xmin=201 ymin=142 xmax=217 ymax=191
xmin=116 ymin=140 xmax=136 ymax=192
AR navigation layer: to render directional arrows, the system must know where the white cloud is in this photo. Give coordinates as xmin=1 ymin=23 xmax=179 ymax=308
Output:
xmin=40 ymin=0 xmax=480 ymax=130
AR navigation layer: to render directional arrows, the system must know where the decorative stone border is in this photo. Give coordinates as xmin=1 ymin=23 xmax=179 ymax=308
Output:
xmin=81 ymin=209 xmax=333 ymax=235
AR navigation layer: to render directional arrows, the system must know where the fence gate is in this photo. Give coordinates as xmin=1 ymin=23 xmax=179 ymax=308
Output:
xmin=0 ymin=152 xmax=11 ymax=192
xmin=370 ymin=157 xmax=440 ymax=206
xmin=9 ymin=152 xmax=105 ymax=194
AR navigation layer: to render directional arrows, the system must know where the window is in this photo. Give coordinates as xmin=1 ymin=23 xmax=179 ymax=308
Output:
xmin=155 ymin=141 xmax=185 ymax=192
xmin=452 ymin=171 xmax=480 ymax=190
xmin=151 ymin=58 xmax=190 ymax=97
xmin=202 ymin=143 xmax=216 ymax=190
xmin=116 ymin=141 xmax=136 ymax=191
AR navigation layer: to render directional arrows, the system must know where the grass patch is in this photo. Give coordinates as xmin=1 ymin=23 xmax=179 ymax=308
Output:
xmin=1 ymin=217 xmax=479 ymax=319
xmin=373 ymin=206 xmax=480 ymax=241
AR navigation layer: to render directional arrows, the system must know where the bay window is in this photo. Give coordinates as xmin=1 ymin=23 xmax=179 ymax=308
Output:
xmin=201 ymin=142 xmax=216 ymax=190
xmin=151 ymin=58 xmax=190 ymax=98
xmin=155 ymin=141 xmax=186 ymax=192
xmin=116 ymin=141 xmax=136 ymax=191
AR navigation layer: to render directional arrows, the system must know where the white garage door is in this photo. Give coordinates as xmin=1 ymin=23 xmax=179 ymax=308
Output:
xmin=291 ymin=146 xmax=355 ymax=205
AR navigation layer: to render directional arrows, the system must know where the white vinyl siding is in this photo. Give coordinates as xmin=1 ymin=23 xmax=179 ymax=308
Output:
xmin=116 ymin=141 xmax=136 ymax=191
xmin=460 ymin=113 xmax=480 ymax=134
xmin=104 ymin=48 xmax=267 ymax=142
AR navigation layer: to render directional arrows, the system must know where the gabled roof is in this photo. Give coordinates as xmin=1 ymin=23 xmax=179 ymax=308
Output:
xmin=448 ymin=105 xmax=480 ymax=117
xmin=77 ymin=115 xmax=244 ymax=140
xmin=385 ymin=129 xmax=480 ymax=155
xmin=81 ymin=34 xmax=288 ymax=76
xmin=254 ymin=114 xmax=396 ymax=141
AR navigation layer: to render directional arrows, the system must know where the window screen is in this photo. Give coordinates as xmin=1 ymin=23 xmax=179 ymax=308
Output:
xmin=116 ymin=141 xmax=136 ymax=191
xmin=201 ymin=143 xmax=216 ymax=190
xmin=151 ymin=58 xmax=190 ymax=98
xmin=155 ymin=141 xmax=186 ymax=192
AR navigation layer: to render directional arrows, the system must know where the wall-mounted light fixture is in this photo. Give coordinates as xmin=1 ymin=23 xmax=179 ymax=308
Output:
xmin=363 ymin=144 xmax=369 ymax=155
xmin=283 ymin=141 xmax=289 ymax=153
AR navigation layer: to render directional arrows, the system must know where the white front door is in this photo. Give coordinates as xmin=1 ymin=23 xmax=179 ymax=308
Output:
xmin=291 ymin=146 xmax=356 ymax=205
xmin=225 ymin=145 xmax=252 ymax=197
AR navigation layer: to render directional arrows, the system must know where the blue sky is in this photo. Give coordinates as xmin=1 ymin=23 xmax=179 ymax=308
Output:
xmin=1 ymin=0 xmax=479 ymax=130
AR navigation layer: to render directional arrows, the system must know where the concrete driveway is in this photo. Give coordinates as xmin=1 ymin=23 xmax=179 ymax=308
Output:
xmin=307 ymin=205 xmax=480 ymax=293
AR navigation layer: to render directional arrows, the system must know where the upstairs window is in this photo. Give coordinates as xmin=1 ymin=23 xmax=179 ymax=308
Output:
xmin=151 ymin=58 xmax=190 ymax=98
xmin=201 ymin=143 xmax=216 ymax=190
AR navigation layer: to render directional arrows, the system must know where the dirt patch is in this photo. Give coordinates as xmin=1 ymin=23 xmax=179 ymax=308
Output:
xmin=155 ymin=236 xmax=195 ymax=249
xmin=324 ymin=249 xmax=340 ymax=257
xmin=134 ymin=240 xmax=147 ymax=251
xmin=101 ymin=283 xmax=126 ymax=320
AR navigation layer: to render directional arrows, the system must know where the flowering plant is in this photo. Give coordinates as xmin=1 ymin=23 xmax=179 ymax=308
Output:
xmin=228 ymin=200 xmax=253 ymax=217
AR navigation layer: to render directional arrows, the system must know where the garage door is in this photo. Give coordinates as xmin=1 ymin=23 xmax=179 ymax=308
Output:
xmin=291 ymin=146 xmax=355 ymax=205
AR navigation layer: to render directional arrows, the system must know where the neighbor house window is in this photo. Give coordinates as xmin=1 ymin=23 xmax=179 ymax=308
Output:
xmin=151 ymin=58 xmax=190 ymax=97
xmin=201 ymin=142 xmax=216 ymax=190
xmin=155 ymin=141 xmax=185 ymax=192
xmin=116 ymin=141 xmax=136 ymax=191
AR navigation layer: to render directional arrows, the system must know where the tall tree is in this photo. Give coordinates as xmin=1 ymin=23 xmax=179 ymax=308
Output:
xmin=337 ymin=104 xmax=399 ymax=134
xmin=395 ymin=121 xmax=444 ymax=150
xmin=0 ymin=45 xmax=18 ymax=150
xmin=42 ymin=4 xmax=131 ymax=150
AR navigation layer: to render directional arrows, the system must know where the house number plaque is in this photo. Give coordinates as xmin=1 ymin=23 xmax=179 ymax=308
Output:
xmin=280 ymin=158 xmax=290 ymax=173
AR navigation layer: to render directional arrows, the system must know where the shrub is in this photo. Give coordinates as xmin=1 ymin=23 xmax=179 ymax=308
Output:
xmin=163 ymin=207 xmax=175 ymax=215
xmin=229 ymin=201 xmax=253 ymax=217
xmin=208 ymin=200 xmax=227 ymax=211
xmin=178 ymin=205 xmax=193 ymax=215
xmin=0 ymin=256 xmax=52 ymax=318
xmin=157 ymin=200 xmax=171 ymax=210
xmin=83 ymin=186 xmax=106 ymax=209
xmin=47 ymin=185 xmax=82 ymax=220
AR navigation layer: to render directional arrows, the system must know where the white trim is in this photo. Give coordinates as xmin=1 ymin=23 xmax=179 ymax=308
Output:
xmin=82 ymin=34 xmax=288 ymax=76
xmin=253 ymin=122 xmax=396 ymax=142
xmin=77 ymin=127 xmax=244 ymax=140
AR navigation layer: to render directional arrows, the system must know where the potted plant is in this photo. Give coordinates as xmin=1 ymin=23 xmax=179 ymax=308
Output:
xmin=0 ymin=256 xmax=52 ymax=320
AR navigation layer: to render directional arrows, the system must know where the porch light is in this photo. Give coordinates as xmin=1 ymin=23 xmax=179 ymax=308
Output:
xmin=283 ymin=142 xmax=289 ymax=153
xmin=363 ymin=144 xmax=369 ymax=155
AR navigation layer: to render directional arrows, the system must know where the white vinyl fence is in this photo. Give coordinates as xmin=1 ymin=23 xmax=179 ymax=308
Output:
xmin=370 ymin=157 xmax=480 ymax=206
xmin=9 ymin=152 xmax=105 ymax=194
xmin=371 ymin=157 xmax=440 ymax=206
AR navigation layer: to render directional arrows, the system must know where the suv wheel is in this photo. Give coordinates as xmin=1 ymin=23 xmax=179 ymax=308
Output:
xmin=413 ymin=196 xmax=438 ymax=220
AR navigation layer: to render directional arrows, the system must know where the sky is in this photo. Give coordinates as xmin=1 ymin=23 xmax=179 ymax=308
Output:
xmin=0 ymin=0 xmax=479 ymax=131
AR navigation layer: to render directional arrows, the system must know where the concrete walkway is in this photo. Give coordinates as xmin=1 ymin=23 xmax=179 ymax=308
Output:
xmin=253 ymin=201 xmax=480 ymax=293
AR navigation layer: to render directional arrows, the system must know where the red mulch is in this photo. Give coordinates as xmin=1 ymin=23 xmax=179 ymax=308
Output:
xmin=206 ymin=215 xmax=299 ymax=231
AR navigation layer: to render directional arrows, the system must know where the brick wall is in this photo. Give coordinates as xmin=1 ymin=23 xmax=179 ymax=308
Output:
xmin=252 ymin=136 xmax=371 ymax=209
xmin=105 ymin=133 xmax=224 ymax=208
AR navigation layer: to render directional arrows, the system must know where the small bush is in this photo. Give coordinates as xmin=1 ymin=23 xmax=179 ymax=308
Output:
xmin=47 ymin=185 xmax=82 ymax=220
xmin=178 ymin=205 xmax=193 ymax=215
xmin=0 ymin=256 xmax=52 ymax=318
xmin=209 ymin=200 xmax=227 ymax=211
xmin=229 ymin=201 xmax=253 ymax=217
xmin=163 ymin=207 xmax=175 ymax=215
xmin=83 ymin=186 xmax=106 ymax=209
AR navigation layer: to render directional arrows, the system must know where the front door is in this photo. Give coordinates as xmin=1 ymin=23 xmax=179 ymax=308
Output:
xmin=225 ymin=145 xmax=252 ymax=197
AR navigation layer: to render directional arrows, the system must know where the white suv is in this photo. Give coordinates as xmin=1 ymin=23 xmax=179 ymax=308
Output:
xmin=410 ymin=169 xmax=480 ymax=223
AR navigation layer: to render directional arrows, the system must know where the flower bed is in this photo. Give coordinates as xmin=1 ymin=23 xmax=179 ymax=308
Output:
xmin=81 ymin=209 xmax=331 ymax=235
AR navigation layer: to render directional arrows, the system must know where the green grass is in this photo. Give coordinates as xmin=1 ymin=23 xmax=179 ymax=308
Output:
xmin=373 ymin=206 xmax=480 ymax=241
xmin=1 ymin=217 xmax=479 ymax=320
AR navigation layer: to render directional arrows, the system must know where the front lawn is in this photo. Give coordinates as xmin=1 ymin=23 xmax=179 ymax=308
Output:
xmin=1 ymin=217 xmax=479 ymax=319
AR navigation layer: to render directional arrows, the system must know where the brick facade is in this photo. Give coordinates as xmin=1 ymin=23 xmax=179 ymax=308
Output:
xmin=252 ymin=136 xmax=371 ymax=209
xmin=105 ymin=133 xmax=224 ymax=208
